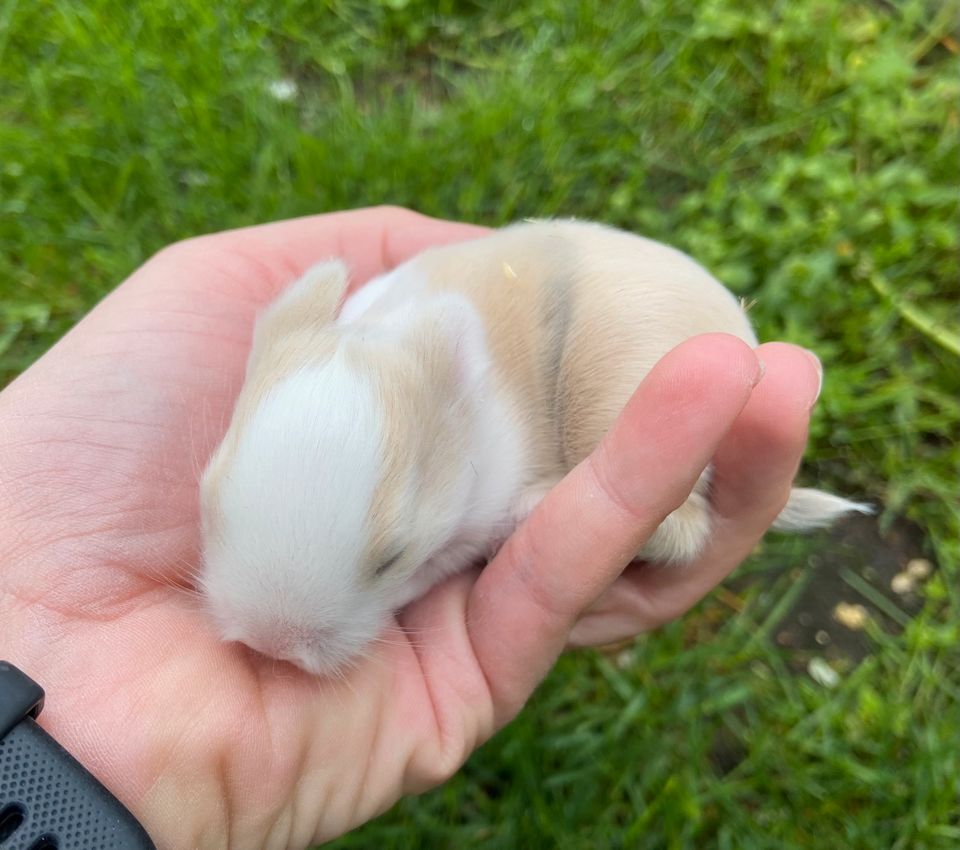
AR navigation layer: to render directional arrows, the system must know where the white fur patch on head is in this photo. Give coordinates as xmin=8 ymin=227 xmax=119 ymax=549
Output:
xmin=201 ymin=349 xmax=391 ymax=674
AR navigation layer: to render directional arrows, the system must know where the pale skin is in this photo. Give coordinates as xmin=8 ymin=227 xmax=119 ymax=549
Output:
xmin=0 ymin=206 xmax=823 ymax=849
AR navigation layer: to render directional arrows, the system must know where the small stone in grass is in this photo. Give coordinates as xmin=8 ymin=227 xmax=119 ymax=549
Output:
xmin=808 ymin=657 xmax=840 ymax=689
xmin=890 ymin=572 xmax=916 ymax=595
xmin=906 ymin=558 xmax=932 ymax=580
xmin=833 ymin=601 xmax=869 ymax=630
xmin=267 ymin=79 xmax=298 ymax=102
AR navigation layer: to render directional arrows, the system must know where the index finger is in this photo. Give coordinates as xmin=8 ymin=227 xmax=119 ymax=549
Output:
xmin=466 ymin=333 xmax=763 ymax=723
xmin=619 ymin=341 xmax=822 ymax=618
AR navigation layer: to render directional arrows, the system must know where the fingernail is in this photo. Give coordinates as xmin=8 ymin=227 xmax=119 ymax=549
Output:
xmin=753 ymin=357 xmax=766 ymax=387
xmin=803 ymin=349 xmax=823 ymax=406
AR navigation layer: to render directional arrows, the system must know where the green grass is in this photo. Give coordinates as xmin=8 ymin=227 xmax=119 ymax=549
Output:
xmin=2 ymin=0 xmax=958 ymax=847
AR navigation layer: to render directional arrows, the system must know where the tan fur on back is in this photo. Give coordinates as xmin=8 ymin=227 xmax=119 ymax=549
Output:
xmin=391 ymin=220 xmax=757 ymax=484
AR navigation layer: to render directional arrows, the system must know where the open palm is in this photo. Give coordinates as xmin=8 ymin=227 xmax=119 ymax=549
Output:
xmin=0 ymin=207 xmax=822 ymax=849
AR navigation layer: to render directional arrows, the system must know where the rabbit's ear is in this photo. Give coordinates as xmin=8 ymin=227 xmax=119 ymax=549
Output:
xmin=252 ymin=260 xmax=350 ymax=353
xmin=406 ymin=293 xmax=491 ymax=400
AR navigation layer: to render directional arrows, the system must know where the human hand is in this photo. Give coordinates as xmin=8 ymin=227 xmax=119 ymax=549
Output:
xmin=0 ymin=206 xmax=822 ymax=849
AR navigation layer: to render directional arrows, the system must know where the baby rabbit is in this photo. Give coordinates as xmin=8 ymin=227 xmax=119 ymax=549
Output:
xmin=199 ymin=219 xmax=867 ymax=675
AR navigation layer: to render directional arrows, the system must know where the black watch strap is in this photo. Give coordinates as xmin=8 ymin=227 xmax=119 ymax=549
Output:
xmin=0 ymin=661 xmax=156 ymax=850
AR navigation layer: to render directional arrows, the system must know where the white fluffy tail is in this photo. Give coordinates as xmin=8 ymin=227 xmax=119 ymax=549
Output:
xmin=773 ymin=487 xmax=874 ymax=532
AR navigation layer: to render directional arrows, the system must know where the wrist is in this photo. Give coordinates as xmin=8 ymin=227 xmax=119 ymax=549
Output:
xmin=0 ymin=660 xmax=158 ymax=849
